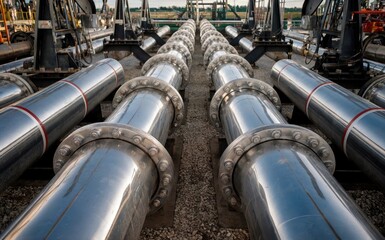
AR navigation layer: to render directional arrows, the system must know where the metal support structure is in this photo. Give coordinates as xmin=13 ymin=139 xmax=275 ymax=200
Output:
xmin=104 ymin=26 xmax=170 ymax=63
xmin=1 ymin=20 xmax=196 ymax=240
xmin=271 ymin=59 xmax=385 ymax=190
xmin=0 ymin=73 xmax=36 ymax=108
xmin=225 ymin=25 xmax=291 ymax=62
xmin=0 ymin=58 xmax=124 ymax=192
xmin=201 ymin=19 xmax=382 ymax=239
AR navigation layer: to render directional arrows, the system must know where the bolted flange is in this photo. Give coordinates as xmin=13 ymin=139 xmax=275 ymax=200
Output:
xmin=201 ymin=35 xmax=228 ymax=53
xmin=112 ymin=76 xmax=185 ymax=129
xmin=201 ymin=30 xmax=224 ymax=45
xmin=206 ymin=54 xmax=254 ymax=81
xmin=179 ymin=25 xmax=196 ymax=36
xmin=168 ymin=35 xmax=195 ymax=53
xmin=141 ymin=53 xmax=189 ymax=87
xmin=53 ymin=122 xmax=175 ymax=214
xmin=172 ymin=30 xmax=195 ymax=44
xmin=200 ymin=25 xmax=216 ymax=37
xmin=360 ymin=74 xmax=385 ymax=101
xmin=157 ymin=42 xmax=193 ymax=68
xmin=203 ymin=43 xmax=238 ymax=67
xmin=209 ymin=78 xmax=281 ymax=128
xmin=218 ymin=124 xmax=336 ymax=210
xmin=0 ymin=73 xmax=35 ymax=96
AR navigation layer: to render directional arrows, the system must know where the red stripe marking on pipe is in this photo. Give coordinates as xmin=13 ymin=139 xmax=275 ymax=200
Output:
xmin=341 ymin=107 xmax=385 ymax=155
xmin=60 ymin=80 xmax=89 ymax=116
xmin=305 ymin=82 xmax=335 ymax=116
xmin=11 ymin=105 xmax=48 ymax=152
xmin=104 ymin=62 xmax=119 ymax=87
xmin=276 ymin=61 xmax=297 ymax=86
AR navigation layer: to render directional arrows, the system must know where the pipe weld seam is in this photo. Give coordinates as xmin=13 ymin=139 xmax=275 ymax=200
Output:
xmin=305 ymin=82 xmax=336 ymax=117
xmin=341 ymin=107 xmax=385 ymax=155
xmin=60 ymin=80 xmax=89 ymax=117
xmin=10 ymin=106 xmax=48 ymax=153
xmin=104 ymin=61 xmax=120 ymax=87
xmin=276 ymin=61 xmax=298 ymax=87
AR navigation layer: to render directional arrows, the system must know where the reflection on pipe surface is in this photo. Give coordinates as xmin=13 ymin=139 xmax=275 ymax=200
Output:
xmin=1 ymin=20 xmax=196 ymax=240
xmin=272 ymin=59 xmax=385 ymax=190
xmin=0 ymin=73 xmax=35 ymax=108
xmin=0 ymin=58 xmax=124 ymax=191
xmin=202 ymin=19 xmax=382 ymax=239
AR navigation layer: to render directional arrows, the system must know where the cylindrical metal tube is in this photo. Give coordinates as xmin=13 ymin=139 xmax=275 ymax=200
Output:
xmin=272 ymin=59 xmax=385 ymax=189
xmin=0 ymin=58 xmax=124 ymax=191
xmin=141 ymin=26 xmax=171 ymax=51
xmin=0 ymin=73 xmax=35 ymax=108
xmin=2 ymin=140 xmax=157 ymax=240
xmin=365 ymin=43 xmax=385 ymax=63
xmin=204 ymin=21 xmax=382 ymax=239
xmin=359 ymin=75 xmax=385 ymax=108
xmin=0 ymin=41 xmax=32 ymax=63
xmin=1 ymin=21 xmax=195 ymax=240
xmin=235 ymin=140 xmax=381 ymax=239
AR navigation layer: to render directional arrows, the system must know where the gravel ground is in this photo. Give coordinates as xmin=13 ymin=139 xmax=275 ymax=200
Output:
xmin=1 ymin=36 xmax=385 ymax=238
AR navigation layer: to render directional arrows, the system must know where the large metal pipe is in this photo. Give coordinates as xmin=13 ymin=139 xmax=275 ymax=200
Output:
xmin=271 ymin=59 xmax=385 ymax=190
xmin=0 ymin=41 xmax=32 ymax=63
xmin=0 ymin=73 xmax=36 ymax=108
xmin=365 ymin=43 xmax=385 ymax=63
xmin=0 ymin=58 xmax=124 ymax=192
xmin=1 ymin=20 xmax=196 ymax=240
xmin=202 ymin=19 xmax=382 ymax=239
xmin=0 ymin=29 xmax=114 ymax=64
xmin=224 ymin=26 xmax=288 ymax=61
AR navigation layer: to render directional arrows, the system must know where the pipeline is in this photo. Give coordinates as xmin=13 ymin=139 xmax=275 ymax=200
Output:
xmin=0 ymin=73 xmax=36 ymax=108
xmin=0 ymin=29 xmax=114 ymax=64
xmin=0 ymin=58 xmax=124 ymax=192
xmin=359 ymin=73 xmax=385 ymax=108
xmin=224 ymin=26 xmax=288 ymax=61
xmin=271 ymin=59 xmax=385 ymax=190
xmin=1 ymin=19 xmax=196 ymax=240
xmin=365 ymin=43 xmax=385 ymax=63
xmin=201 ymin=19 xmax=382 ymax=239
xmin=106 ymin=25 xmax=171 ymax=60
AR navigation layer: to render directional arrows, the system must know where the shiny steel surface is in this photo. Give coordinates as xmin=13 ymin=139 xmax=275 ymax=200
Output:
xmin=144 ymin=64 xmax=182 ymax=88
xmin=212 ymin=64 xmax=250 ymax=90
xmin=107 ymin=90 xmax=174 ymax=144
xmin=365 ymin=59 xmax=385 ymax=73
xmin=205 ymin=22 xmax=382 ymax=238
xmin=1 ymin=22 xmax=195 ymax=240
xmin=2 ymin=140 xmax=157 ymax=240
xmin=0 ymin=58 xmax=124 ymax=191
xmin=360 ymin=75 xmax=385 ymax=108
xmin=141 ymin=26 xmax=171 ymax=51
xmin=0 ymin=56 xmax=33 ymax=73
xmin=272 ymin=59 xmax=385 ymax=189
xmin=365 ymin=43 xmax=385 ymax=63
xmin=0 ymin=73 xmax=34 ymax=108
xmin=235 ymin=141 xmax=382 ymax=240
xmin=220 ymin=91 xmax=286 ymax=142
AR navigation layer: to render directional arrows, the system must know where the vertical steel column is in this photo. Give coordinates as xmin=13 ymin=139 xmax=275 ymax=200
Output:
xmin=1 ymin=21 xmax=196 ymax=240
xmin=0 ymin=58 xmax=124 ymax=191
xmin=272 ymin=59 xmax=385 ymax=189
xmin=202 ymin=20 xmax=382 ymax=239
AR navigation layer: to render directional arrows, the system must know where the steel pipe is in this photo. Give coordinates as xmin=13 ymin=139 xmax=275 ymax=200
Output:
xmin=0 ymin=73 xmax=35 ymax=108
xmin=1 ymin=21 xmax=195 ymax=240
xmin=271 ymin=59 xmax=385 ymax=190
xmin=365 ymin=43 xmax=385 ymax=63
xmin=225 ymin=26 xmax=288 ymax=60
xmin=203 ymin=21 xmax=382 ymax=239
xmin=0 ymin=41 xmax=32 ymax=63
xmin=359 ymin=75 xmax=385 ymax=108
xmin=0 ymin=58 xmax=124 ymax=192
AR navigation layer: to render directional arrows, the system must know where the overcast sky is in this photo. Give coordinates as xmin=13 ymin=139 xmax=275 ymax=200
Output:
xmin=94 ymin=0 xmax=303 ymax=8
